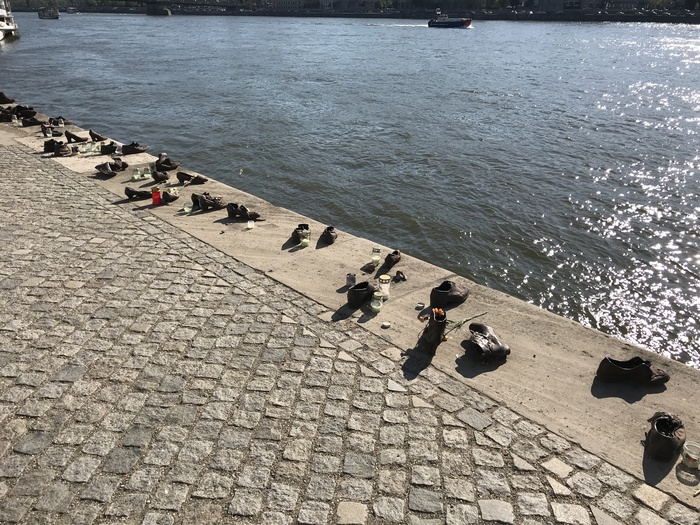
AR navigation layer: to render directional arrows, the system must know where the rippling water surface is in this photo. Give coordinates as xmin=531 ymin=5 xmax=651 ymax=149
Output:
xmin=2 ymin=14 xmax=699 ymax=367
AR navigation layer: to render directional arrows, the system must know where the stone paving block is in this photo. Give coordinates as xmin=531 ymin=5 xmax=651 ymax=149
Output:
xmin=478 ymin=499 xmax=515 ymax=523
xmin=551 ymin=502 xmax=591 ymax=525
xmin=634 ymin=483 xmax=670 ymax=511
xmin=636 ymin=507 xmax=671 ymax=525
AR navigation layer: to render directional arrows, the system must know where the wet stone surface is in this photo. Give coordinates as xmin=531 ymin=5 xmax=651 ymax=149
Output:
xmin=0 ymin=142 xmax=696 ymax=523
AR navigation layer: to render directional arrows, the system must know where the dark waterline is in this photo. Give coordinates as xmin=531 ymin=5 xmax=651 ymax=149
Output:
xmin=2 ymin=13 xmax=699 ymax=368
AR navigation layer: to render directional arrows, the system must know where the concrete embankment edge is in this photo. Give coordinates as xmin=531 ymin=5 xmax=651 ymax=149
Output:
xmin=4 ymin=113 xmax=699 ymax=510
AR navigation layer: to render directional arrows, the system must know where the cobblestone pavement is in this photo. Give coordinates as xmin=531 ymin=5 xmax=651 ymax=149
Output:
xmin=0 ymin=142 xmax=697 ymax=525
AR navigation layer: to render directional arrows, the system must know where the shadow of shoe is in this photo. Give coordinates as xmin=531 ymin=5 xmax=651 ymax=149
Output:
xmin=336 ymin=285 xmax=350 ymax=294
xmin=282 ymin=237 xmax=299 ymax=251
xmin=642 ymin=437 xmax=681 ymax=486
xmin=90 ymin=173 xmax=117 ymax=181
xmin=331 ymin=304 xmax=359 ymax=321
xmin=674 ymin=462 xmax=700 ymax=488
xmin=401 ymin=346 xmax=434 ymax=380
xmin=590 ymin=376 xmax=666 ymax=404
xmin=454 ymin=341 xmax=508 ymax=378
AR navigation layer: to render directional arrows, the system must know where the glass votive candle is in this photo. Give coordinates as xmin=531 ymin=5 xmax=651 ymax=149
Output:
xmin=378 ymin=274 xmax=391 ymax=300
xmin=300 ymin=230 xmax=310 ymax=247
xmin=370 ymin=291 xmax=383 ymax=313
xmin=371 ymin=247 xmax=381 ymax=265
xmin=247 ymin=220 xmax=255 ymax=229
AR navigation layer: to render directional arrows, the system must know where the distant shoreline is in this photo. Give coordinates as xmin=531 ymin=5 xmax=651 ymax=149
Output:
xmin=12 ymin=7 xmax=700 ymax=24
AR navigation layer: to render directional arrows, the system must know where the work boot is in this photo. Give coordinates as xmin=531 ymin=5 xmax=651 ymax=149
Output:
xmin=320 ymin=226 xmax=338 ymax=245
xmin=347 ymin=281 xmax=377 ymax=309
xmin=646 ymin=412 xmax=685 ymax=461
xmin=291 ymin=224 xmax=310 ymax=245
xmin=421 ymin=308 xmax=447 ymax=356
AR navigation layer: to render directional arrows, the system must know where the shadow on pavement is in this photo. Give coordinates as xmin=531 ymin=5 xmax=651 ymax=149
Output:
xmin=590 ymin=377 xmax=666 ymax=403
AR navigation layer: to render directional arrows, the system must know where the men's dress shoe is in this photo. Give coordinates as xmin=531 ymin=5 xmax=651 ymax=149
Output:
xmin=89 ymin=129 xmax=108 ymax=142
xmin=55 ymin=144 xmax=72 ymax=157
xmin=595 ymin=356 xmax=669 ymax=386
xmin=646 ymin=412 xmax=685 ymax=461
xmin=320 ymin=226 xmax=337 ymax=245
xmin=195 ymin=192 xmax=225 ymax=211
xmin=161 ymin=190 xmax=179 ymax=204
xmin=177 ymin=171 xmax=208 ymax=185
xmin=347 ymin=281 xmax=378 ymax=309
xmin=430 ymin=280 xmax=469 ymax=308
xmin=465 ymin=323 xmax=511 ymax=362
xmin=96 ymin=163 xmax=117 ymax=177
xmin=151 ymin=171 xmax=170 ymax=184
xmin=125 ymin=187 xmax=151 ymax=200
xmin=384 ymin=250 xmax=401 ymax=268
xmin=0 ymin=92 xmax=15 ymax=104
xmin=156 ymin=153 xmax=180 ymax=171
xmin=122 ymin=142 xmax=150 ymax=155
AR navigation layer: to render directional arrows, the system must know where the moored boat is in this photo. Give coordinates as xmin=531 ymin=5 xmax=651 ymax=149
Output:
xmin=38 ymin=5 xmax=60 ymax=19
xmin=0 ymin=0 xmax=19 ymax=41
xmin=428 ymin=9 xmax=471 ymax=28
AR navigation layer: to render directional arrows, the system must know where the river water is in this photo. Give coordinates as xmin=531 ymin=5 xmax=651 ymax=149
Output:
xmin=2 ymin=13 xmax=699 ymax=367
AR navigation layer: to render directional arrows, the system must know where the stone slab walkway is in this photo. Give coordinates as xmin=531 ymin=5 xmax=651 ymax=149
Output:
xmin=0 ymin=140 xmax=697 ymax=525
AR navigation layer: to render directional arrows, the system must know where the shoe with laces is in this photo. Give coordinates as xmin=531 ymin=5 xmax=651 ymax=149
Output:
xmin=465 ymin=323 xmax=511 ymax=362
xmin=321 ymin=226 xmax=338 ymax=245
xmin=122 ymin=142 xmax=150 ymax=155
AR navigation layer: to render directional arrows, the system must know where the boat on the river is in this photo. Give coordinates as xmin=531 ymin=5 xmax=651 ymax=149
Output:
xmin=38 ymin=5 xmax=60 ymax=19
xmin=0 ymin=0 xmax=19 ymax=41
xmin=428 ymin=9 xmax=471 ymax=28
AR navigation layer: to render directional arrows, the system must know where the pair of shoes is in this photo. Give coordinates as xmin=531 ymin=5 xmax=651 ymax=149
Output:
xmin=291 ymin=224 xmax=310 ymax=245
xmin=596 ymin=356 xmax=670 ymax=386
xmin=465 ymin=323 xmax=511 ymax=362
xmin=44 ymin=139 xmax=63 ymax=154
xmin=226 ymin=203 xmax=262 ymax=221
xmin=65 ymin=130 xmax=88 ymax=143
xmin=0 ymin=92 xmax=15 ymax=104
xmin=151 ymin=171 xmax=170 ymax=184
xmin=40 ymin=124 xmax=61 ymax=137
xmin=156 ymin=152 xmax=180 ymax=171
xmin=48 ymin=116 xmax=69 ymax=126
xmin=177 ymin=171 xmax=208 ymax=185
xmin=122 ymin=141 xmax=149 ymax=155
xmin=646 ymin=412 xmax=685 ymax=461
xmin=192 ymin=192 xmax=226 ymax=212
xmin=125 ymin=187 xmax=151 ymax=200
xmin=347 ymin=281 xmax=378 ymax=309
xmin=420 ymin=308 xmax=448 ymax=356
xmin=430 ymin=280 xmax=469 ymax=309
xmin=95 ymin=157 xmax=128 ymax=175
xmin=384 ymin=250 xmax=401 ymax=268
xmin=89 ymin=129 xmax=108 ymax=142
xmin=54 ymin=143 xmax=73 ymax=157
xmin=22 ymin=117 xmax=43 ymax=127
xmin=320 ymin=226 xmax=337 ymax=245
xmin=100 ymin=141 xmax=118 ymax=155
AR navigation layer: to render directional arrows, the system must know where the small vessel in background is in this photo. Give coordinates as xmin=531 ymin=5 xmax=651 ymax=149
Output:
xmin=0 ymin=0 xmax=19 ymax=41
xmin=428 ymin=8 xmax=471 ymax=28
xmin=38 ymin=5 xmax=60 ymax=19
xmin=65 ymin=6 xmax=79 ymax=13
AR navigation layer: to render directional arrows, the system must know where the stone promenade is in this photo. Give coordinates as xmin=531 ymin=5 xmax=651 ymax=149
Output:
xmin=0 ymin=140 xmax=697 ymax=525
